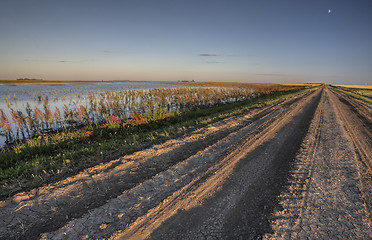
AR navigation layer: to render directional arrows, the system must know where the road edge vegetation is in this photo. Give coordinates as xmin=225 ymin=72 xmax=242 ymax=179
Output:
xmin=330 ymin=85 xmax=372 ymax=104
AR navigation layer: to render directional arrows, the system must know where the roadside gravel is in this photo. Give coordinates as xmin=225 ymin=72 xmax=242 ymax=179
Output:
xmin=264 ymin=88 xmax=371 ymax=239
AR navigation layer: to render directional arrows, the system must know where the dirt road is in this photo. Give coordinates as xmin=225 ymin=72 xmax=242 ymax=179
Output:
xmin=0 ymin=85 xmax=370 ymax=239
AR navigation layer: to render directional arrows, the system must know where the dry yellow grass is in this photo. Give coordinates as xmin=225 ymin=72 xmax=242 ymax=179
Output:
xmin=335 ymin=84 xmax=372 ymax=89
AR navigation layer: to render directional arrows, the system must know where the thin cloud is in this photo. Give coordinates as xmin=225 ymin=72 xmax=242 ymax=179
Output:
xmin=103 ymin=50 xmax=124 ymax=54
xmin=58 ymin=59 xmax=95 ymax=63
xmin=199 ymin=53 xmax=238 ymax=57
xmin=24 ymin=59 xmax=95 ymax=63
xmin=200 ymin=53 xmax=220 ymax=56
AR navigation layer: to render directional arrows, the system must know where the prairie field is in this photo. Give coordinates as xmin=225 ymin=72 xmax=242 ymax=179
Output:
xmin=0 ymin=83 xmax=371 ymax=240
xmin=334 ymin=84 xmax=372 ymax=89
xmin=331 ymin=84 xmax=372 ymax=103
xmin=1 ymin=1 xmax=371 ymax=238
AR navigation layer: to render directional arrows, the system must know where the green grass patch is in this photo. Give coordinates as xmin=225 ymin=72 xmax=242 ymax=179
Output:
xmin=330 ymin=85 xmax=372 ymax=104
xmin=0 ymin=86 xmax=317 ymax=192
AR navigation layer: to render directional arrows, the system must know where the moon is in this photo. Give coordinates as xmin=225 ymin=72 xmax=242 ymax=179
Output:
xmin=328 ymin=9 xmax=331 ymax=14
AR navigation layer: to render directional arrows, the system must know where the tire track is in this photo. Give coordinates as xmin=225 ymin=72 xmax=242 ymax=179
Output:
xmin=330 ymin=89 xmax=372 ymax=170
xmin=329 ymin=88 xmax=372 ymax=220
xmin=265 ymin=86 xmax=371 ymax=239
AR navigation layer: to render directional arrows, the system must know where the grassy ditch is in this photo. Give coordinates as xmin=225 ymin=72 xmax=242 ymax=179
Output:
xmin=330 ymin=85 xmax=372 ymax=104
xmin=0 ymin=86 xmax=317 ymax=195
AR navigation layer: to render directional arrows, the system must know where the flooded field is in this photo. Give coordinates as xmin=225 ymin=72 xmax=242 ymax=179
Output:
xmin=0 ymin=81 xmax=256 ymax=147
xmin=0 ymin=82 xmax=178 ymax=146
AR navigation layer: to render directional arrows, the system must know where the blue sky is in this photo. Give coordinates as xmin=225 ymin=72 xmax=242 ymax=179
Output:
xmin=1 ymin=0 xmax=371 ymax=84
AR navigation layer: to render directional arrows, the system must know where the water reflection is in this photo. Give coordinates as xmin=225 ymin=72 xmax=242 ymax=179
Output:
xmin=0 ymin=82 xmax=177 ymax=147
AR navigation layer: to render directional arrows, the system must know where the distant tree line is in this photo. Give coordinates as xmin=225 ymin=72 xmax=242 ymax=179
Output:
xmin=16 ymin=78 xmax=43 ymax=81
xmin=178 ymin=80 xmax=195 ymax=82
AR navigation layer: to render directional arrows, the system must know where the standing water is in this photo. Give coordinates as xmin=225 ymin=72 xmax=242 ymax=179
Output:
xmin=0 ymin=81 xmax=255 ymax=148
xmin=0 ymin=82 xmax=178 ymax=147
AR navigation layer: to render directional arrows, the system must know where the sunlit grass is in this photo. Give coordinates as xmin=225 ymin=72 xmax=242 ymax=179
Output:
xmin=334 ymin=84 xmax=372 ymax=89
xmin=330 ymin=85 xmax=372 ymax=104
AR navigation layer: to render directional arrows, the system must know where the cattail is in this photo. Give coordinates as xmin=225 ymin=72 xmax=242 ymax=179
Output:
xmin=55 ymin=107 xmax=61 ymax=128
xmin=75 ymin=105 xmax=84 ymax=123
xmin=16 ymin=110 xmax=26 ymax=139
xmin=62 ymin=104 xmax=74 ymax=126
xmin=25 ymin=103 xmax=36 ymax=135
xmin=34 ymin=107 xmax=44 ymax=131
xmin=80 ymin=105 xmax=90 ymax=125
xmin=0 ymin=109 xmax=5 ymax=129
xmin=0 ymin=109 xmax=12 ymax=142
xmin=63 ymin=104 xmax=70 ymax=116
xmin=10 ymin=109 xmax=21 ymax=139
xmin=0 ymin=109 xmax=9 ymax=139
xmin=44 ymin=108 xmax=53 ymax=130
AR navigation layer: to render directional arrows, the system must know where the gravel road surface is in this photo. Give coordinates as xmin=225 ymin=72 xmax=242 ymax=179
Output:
xmin=264 ymin=87 xmax=371 ymax=239
xmin=0 ymin=85 xmax=370 ymax=240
